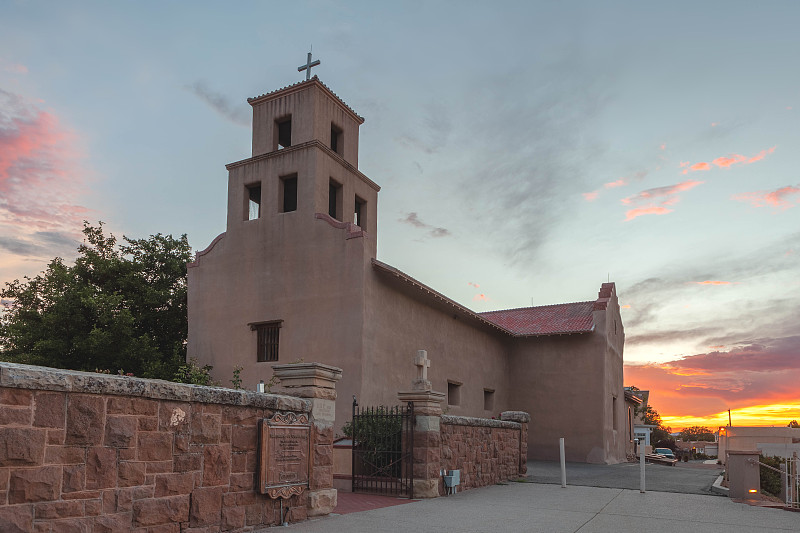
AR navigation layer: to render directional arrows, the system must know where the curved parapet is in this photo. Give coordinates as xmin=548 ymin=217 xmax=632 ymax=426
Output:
xmin=314 ymin=213 xmax=366 ymax=240
xmin=187 ymin=232 xmax=226 ymax=268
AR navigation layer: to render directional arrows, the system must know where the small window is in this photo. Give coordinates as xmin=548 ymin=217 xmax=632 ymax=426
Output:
xmin=612 ymin=396 xmax=618 ymax=431
xmin=330 ymin=124 xmax=343 ymax=155
xmin=250 ymin=321 xmax=282 ymax=362
xmin=246 ymin=184 xmax=261 ymax=221
xmin=276 ymin=116 xmax=292 ymax=150
xmin=447 ymin=381 xmax=461 ymax=406
xmin=354 ymin=196 xmax=366 ymax=227
xmin=328 ymin=179 xmax=342 ymax=220
xmin=280 ymin=174 xmax=298 ymax=213
xmin=483 ymin=389 xmax=495 ymax=411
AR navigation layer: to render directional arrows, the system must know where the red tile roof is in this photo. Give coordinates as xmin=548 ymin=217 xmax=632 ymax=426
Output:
xmin=479 ymin=302 xmax=595 ymax=336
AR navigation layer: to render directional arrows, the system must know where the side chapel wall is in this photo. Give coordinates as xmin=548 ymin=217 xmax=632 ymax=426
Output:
xmin=363 ymin=273 xmax=514 ymax=419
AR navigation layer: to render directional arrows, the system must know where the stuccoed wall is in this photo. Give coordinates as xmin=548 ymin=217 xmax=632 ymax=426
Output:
xmin=0 ymin=362 xmax=321 ymax=532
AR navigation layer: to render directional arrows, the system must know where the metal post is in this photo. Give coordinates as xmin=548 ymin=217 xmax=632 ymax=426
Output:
xmin=639 ymin=438 xmax=646 ymax=493
xmin=559 ymin=438 xmax=566 ymax=488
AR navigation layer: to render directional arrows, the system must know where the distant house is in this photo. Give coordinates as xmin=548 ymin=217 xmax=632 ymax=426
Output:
xmin=718 ymin=426 xmax=800 ymax=464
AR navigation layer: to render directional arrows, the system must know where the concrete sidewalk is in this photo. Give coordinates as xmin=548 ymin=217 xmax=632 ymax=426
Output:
xmin=276 ymin=482 xmax=800 ymax=532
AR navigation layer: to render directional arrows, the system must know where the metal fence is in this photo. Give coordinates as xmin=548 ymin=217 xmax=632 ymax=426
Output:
xmin=787 ymin=454 xmax=799 ymax=509
xmin=351 ymin=398 xmax=414 ymax=497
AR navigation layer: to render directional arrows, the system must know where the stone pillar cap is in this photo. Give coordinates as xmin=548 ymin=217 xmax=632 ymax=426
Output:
xmin=272 ymin=362 xmax=342 ymax=389
xmin=500 ymin=411 xmax=531 ymax=423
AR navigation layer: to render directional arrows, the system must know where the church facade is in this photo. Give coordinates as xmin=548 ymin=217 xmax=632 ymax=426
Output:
xmin=187 ymin=77 xmax=628 ymax=464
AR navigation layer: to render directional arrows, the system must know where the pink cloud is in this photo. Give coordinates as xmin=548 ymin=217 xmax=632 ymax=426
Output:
xmin=660 ymin=143 xmax=666 ymax=150
xmin=679 ymin=161 xmax=690 ymax=168
xmin=622 ymin=179 xmax=703 ymax=221
xmin=692 ymin=280 xmax=733 ymax=285
xmin=711 ymin=122 xmax=719 ymax=127
xmin=473 ymin=294 xmax=489 ymax=302
xmin=683 ymin=147 xmax=776 ymax=174
xmin=712 ymin=154 xmax=746 ymax=168
xmin=604 ymin=179 xmax=627 ymax=189
xmin=0 ymin=90 xmax=89 ymax=260
xmin=582 ymin=191 xmax=599 ymax=201
xmin=624 ymin=206 xmax=673 ymax=221
xmin=733 ymin=184 xmax=800 ymax=210
xmin=4 ymin=63 xmax=28 ymax=74
xmin=468 ymin=282 xmax=480 ymax=288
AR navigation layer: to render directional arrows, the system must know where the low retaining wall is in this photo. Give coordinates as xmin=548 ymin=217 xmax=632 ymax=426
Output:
xmin=0 ymin=362 xmax=329 ymax=532
xmin=436 ymin=411 xmax=529 ymax=494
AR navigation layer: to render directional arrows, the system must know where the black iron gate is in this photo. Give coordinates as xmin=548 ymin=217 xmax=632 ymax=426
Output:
xmin=351 ymin=398 xmax=414 ymax=497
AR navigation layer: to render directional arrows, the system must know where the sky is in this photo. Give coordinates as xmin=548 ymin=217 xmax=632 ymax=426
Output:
xmin=1 ymin=1 xmax=798 ymax=430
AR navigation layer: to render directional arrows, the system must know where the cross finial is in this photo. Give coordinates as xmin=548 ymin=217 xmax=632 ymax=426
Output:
xmin=413 ymin=350 xmax=432 ymax=391
xmin=298 ymin=49 xmax=320 ymax=81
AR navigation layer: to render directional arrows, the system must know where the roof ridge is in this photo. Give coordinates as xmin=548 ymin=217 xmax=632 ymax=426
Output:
xmin=479 ymin=301 xmax=595 ymax=315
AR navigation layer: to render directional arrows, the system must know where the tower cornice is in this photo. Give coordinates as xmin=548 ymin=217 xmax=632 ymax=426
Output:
xmin=248 ymin=76 xmax=365 ymax=125
xmin=225 ymin=139 xmax=380 ymax=192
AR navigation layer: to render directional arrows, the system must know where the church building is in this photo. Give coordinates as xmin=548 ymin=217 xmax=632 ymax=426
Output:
xmin=187 ymin=74 xmax=628 ymax=464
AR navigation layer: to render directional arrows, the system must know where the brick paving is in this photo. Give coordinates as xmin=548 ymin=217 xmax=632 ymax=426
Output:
xmin=334 ymin=492 xmax=417 ymax=514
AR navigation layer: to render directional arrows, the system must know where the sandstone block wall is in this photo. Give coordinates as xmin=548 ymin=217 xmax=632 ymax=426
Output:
xmin=0 ymin=362 xmax=320 ymax=532
xmin=439 ymin=413 xmax=528 ymax=493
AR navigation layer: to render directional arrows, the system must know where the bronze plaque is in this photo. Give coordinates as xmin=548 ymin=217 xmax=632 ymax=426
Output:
xmin=259 ymin=412 xmax=311 ymax=499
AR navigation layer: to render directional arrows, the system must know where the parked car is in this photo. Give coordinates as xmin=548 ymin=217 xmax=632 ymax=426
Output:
xmin=655 ymin=447 xmax=676 ymax=459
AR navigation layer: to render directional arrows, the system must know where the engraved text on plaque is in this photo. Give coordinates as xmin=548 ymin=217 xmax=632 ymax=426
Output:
xmin=259 ymin=412 xmax=311 ymax=499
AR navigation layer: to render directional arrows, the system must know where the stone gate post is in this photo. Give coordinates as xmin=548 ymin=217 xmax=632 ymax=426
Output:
xmin=271 ymin=363 xmax=342 ymax=516
xmin=397 ymin=350 xmax=445 ymax=498
xmin=501 ymin=411 xmax=530 ymax=475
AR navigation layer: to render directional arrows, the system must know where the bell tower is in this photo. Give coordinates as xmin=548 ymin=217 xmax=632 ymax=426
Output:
xmin=189 ymin=71 xmax=380 ymax=402
xmin=223 ymin=75 xmax=378 ymax=241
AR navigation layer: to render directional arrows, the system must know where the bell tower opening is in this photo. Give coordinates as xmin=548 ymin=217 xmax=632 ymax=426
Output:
xmin=275 ymin=116 xmax=292 ymax=150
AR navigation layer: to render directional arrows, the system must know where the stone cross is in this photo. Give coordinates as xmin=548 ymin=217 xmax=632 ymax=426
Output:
xmin=298 ymin=51 xmax=321 ymax=80
xmin=412 ymin=350 xmax=432 ymax=391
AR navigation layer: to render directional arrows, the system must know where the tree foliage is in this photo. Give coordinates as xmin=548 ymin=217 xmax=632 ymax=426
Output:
xmin=0 ymin=222 xmax=192 ymax=380
xmin=679 ymin=425 xmax=715 ymax=442
xmin=635 ymin=400 xmax=675 ymax=449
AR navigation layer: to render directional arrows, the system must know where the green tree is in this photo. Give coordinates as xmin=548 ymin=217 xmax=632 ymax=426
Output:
xmin=0 ymin=222 xmax=192 ymax=380
xmin=636 ymin=402 xmax=675 ymax=449
xmin=679 ymin=425 xmax=715 ymax=442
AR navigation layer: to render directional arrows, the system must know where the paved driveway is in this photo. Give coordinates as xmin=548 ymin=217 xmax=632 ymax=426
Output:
xmin=276 ymin=482 xmax=800 ymax=533
xmin=527 ymin=460 xmax=724 ymax=495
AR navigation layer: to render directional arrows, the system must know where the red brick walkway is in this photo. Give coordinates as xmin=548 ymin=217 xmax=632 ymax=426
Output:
xmin=335 ymin=492 xmax=417 ymax=515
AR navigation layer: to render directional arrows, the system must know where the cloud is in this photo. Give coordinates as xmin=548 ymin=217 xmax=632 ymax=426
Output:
xmin=582 ymin=191 xmax=598 ymax=201
xmin=692 ymin=280 xmax=734 ymax=285
xmin=682 ymin=147 xmax=776 ymax=174
xmin=186 ymin=81 xmax=249 ymax=127
xmin=473 ymin=293 xmax=489 ymax=301
xmin=0 ymin=89 xmax=88 ymax=260
xmin=604 ymin=179 xmax=627 ymax=189
xmin=3 ymin=63 xmax=27 ymax=74
xmin=659 ymin=143 xmax=666 ymax=150
xmin=399 ymin=212 xmax=451 ymax=238
xmin=733 ymin=184 xmax=800 ymax=210
xmin=468 ymin=282 xmax=480 ymax=288
xmin=621 ymin=179 xmax=703 ymax=221
xmin=624 ymin=206 xmax=673 ymax=221
xmin=712 ymin=155 xmax=746 ymax=168
xmin=625 ymin=337 xmax=800 ymax=427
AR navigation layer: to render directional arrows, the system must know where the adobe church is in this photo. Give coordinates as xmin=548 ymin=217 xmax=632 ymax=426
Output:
xmin=187 ymin=74 xmax=628 ymax=464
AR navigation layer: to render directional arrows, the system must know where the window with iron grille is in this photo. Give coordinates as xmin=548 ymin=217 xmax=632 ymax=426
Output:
xmin=249 ymin=321 xmax=282 ymax=362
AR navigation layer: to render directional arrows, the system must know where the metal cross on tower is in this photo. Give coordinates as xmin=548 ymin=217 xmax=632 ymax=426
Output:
xmin=297 ymin=50 xmax=320 ymax=80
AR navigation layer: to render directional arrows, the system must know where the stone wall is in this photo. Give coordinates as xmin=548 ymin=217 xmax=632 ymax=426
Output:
xmin=0 ymin=362 xmax=329 ymax=532
xmin=439 ymin=411 xmax=529 ymax=493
